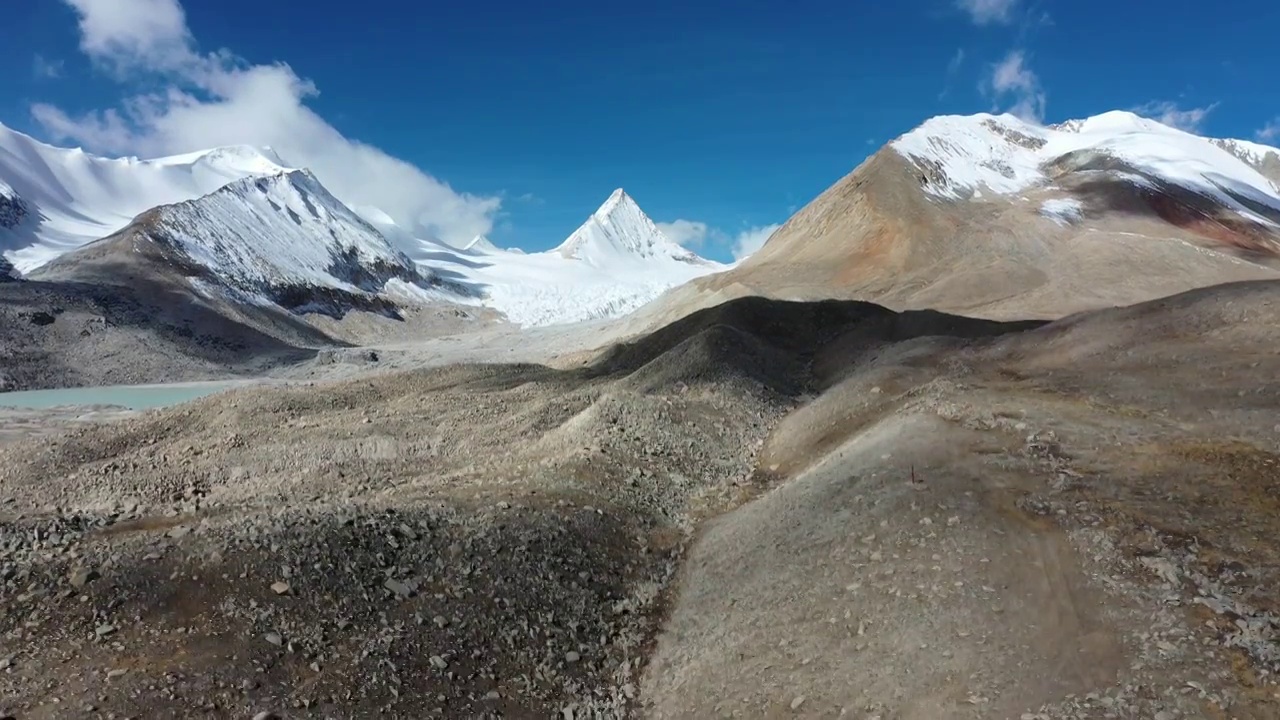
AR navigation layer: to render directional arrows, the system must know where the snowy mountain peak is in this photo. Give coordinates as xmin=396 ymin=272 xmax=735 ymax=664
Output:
xmin=46 ymin=166 xmax=429 ymax=313
xmin=593 ymin=188 xmax=632 ymax=220
xmin=154 ymin=144 xmax=291 ymax=175
xmin=556 ymin=189 xmax=703 ymax=267
xmin=0 ymin=122 xmax=302 ymax=272
xmin=462 ymin=234 xmax=500 ymax=254
xmin=889 ymin=111 xmax=1280 ymax=219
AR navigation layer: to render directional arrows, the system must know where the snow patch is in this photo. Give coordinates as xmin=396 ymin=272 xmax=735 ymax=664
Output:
xmin=1040 ymin=198 xmax=1083 ymax=225
xmin=1212 ymin=138 xmax=1280 ymax=169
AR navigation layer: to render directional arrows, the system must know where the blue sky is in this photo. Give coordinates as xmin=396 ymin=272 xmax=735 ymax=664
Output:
xmin=2 ymin=0 xmax=1278 ymax=261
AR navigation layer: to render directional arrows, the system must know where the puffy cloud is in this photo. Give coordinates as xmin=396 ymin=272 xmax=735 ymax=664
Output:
xmin=1130 ymin=101 xmax=1219 ymax=132
xmin=732 ymin=223 xmax=781 ymax=261
xmin=656 ymin=219 xmax=710 ymax=249
xmin=988 ymin=50 xmax=1045 ymax=122
xmin=64 ymin=0 xmax=193 ymax=70
xmin=35 ymin=0 xmax=500 ymax=247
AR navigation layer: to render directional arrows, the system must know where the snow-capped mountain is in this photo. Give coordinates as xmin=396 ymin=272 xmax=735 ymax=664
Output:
xmin=34 ymin=169 xmax=430 ymax=315
xmin=0 ymin=123 xmax=725 ymax=326
xmin=386 ymin=189 xmax=725 ymax=326
xmin=556 ymin=189 xmax=710 ymax=267
xmin=891 ymin=111 xmax=1280 ymax=233
xmin=647 ymin=110 xmax=1280 ymax=326
xmin=0 ymin=121 xmax=288 ymax=272
xmin=461 ymin=234 xmax=501 ymax=254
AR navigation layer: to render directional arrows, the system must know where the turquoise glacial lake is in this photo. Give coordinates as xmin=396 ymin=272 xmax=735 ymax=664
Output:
xmin=0 ymin=381 xmax=250 ymax=411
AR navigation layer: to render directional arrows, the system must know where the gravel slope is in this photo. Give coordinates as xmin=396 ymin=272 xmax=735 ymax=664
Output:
xmin=1 ymin=282 xmax=1278 ymax=718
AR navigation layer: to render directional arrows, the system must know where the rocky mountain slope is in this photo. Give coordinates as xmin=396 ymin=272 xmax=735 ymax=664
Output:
xmin=2 ymin=280 xmax=1278 ymax=718
xmin=0 ymin=169 xmax=494 ymax=391
xmin=30 ymin=169 xmax=438 ymax=318
xmin=638 ymin=111 xmax=1280 ymax=329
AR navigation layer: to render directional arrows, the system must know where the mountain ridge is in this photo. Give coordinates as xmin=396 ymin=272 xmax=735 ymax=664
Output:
xmin=0 ymin=121 xmax=291 ymax=272
xmin=0 ymin=124 xmax=727 ymax=327
xmin=31 ymin=168 xmax=434 ymax=318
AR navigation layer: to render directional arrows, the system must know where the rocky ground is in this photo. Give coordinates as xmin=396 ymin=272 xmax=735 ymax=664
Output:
xmin=1 ymin=282 xmax=1279 ymax=718
xmin=0 ymin=270 xmax=516 ymax=392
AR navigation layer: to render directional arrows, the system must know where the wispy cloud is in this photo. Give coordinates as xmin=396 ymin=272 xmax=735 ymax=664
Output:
xmin=1130 ymin=101 xmax=1219 ymax=132
xmin=656 ymin=220 xmax=710 ymax=249
xmin=938 ymin=48 xmax=967 ymax=100
xmin=732 ymin=224 xmax=782 ymax=261
xmin=32 ymin=0 xmax=500 ymax=247
xmin=1255 ymin=118 xmax=1280 ymax=143
xmin=956 ymin=0 xmax=1021 ymax=25
xmin=986 ymin=50 xmax=1045 ymax=122
xmin=33 ymin=55 xmax=65 ymax=80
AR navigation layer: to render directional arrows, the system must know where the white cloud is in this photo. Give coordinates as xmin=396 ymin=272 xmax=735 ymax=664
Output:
xmin=33 ymin=55 xmax=65 ymax=79
xmin=1259 ymin=118 xmax=1280 ymax=143
xmin=987 ymin=50 xmax=1045 ymax=122
xmin=657 ymin=219 xmax=710 ymax=249
xmin=1130 ymin=101 xmax=1218 ymax=133
xmin=34 ymin=0 xmax=500 ymax=247
xmin=732 ymin=224 xmax=782 ymax=261
xmin=65 ymin=0 xmax=192 ymax=70
xmin=957 ymin=0 xmax=1020 ymax=25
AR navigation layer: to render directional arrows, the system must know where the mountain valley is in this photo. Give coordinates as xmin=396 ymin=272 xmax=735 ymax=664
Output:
xmin=2 ymin=110 xmax=1279 ymax=719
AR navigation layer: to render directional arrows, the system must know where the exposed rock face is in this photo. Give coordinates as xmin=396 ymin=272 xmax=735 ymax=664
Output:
xmin=0 ymin=187 xmax=26 ymax=232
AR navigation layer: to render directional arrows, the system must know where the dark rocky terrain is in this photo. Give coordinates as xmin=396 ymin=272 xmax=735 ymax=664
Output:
xmin=2 ymin=282 xmax=1278 ymax=718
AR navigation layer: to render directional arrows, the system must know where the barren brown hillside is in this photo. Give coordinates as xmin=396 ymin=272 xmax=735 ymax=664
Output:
xmin=630 ymin=147 xmax=1280 ymax=336
xmin=2 ymin=281 xmax=1278 ymax=718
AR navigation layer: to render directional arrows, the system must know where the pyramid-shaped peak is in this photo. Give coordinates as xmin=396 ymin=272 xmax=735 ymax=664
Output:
xmin=593 ymin=188 xmax=636 ymax=220
xmin=556 ymin=188 xmax=704 ymax=267
xmin=462 ymin=234 xmax=500 ymax=253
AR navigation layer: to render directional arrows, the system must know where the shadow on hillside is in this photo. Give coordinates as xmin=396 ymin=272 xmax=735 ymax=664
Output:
xmin=586 ymin=296 xmax=1045 ymax=394
xmin=0 ymin=270 xmax=334 ymax=384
